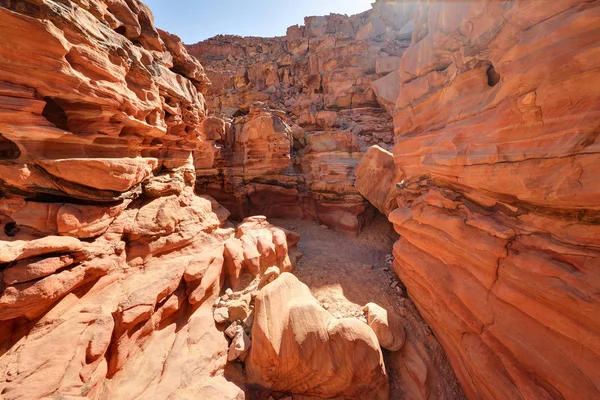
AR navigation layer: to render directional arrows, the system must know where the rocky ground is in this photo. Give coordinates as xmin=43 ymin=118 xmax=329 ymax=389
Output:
xmin=274 ymin=214 xmax=402 ymax=319
xmin=268 ymin=215 xmax=464 ymax=400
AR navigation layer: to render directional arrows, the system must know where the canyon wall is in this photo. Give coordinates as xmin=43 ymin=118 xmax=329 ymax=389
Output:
xmin=0 ymin=1 xmax=298 ymax=398
xmin=384 ymin=1 xmax=600 ymax=399
xmin=187 ymin=2 xmax=416 ymax=235
xmin=2 ymin=0 xmax=599 ymax=399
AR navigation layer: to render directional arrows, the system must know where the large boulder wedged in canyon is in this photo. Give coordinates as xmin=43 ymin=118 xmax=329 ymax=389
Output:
xmin=246 ymin=273 xmax=389 ymax=399
xmin=355 ymin=145 xmax=403 ymax=216
xmin=388 ymin=1 xmax=600 ymax=399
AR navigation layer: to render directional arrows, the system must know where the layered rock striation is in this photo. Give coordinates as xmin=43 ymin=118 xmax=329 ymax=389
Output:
xmin=2 ymin=0 xmax=597 ymax=399
xmin=381 ymin=1 xmax=600 ymax=399
xmin=0 ymin=2 xmax=297 ymax=398
xmin=189 ymin=3 xmax=416 ymax=235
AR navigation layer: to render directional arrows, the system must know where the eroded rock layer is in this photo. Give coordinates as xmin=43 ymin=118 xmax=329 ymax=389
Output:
xmin=188 ymin=3 xmax=416 ymax=235
xmin=386 ymin=1 xmax=600 ymax=399
xmin=3 ymin=0 xmax=597 ymax=399
xmin=0 ymin=2 xmax=299 ymax=398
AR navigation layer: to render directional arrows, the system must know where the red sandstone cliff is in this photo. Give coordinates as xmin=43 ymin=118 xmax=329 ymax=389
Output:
xmin=383 ymin=1 xmax=600 ymax=399
xmin=187 ymin=4 xmax=416 ymax=235
xmin=0 ymin=1 xmax=298 ymax=398
xmin=1 ymin=0 xmax=599 ymax=399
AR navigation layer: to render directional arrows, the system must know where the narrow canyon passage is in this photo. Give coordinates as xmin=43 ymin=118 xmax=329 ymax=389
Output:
xmin=1 ymin=0 xmax=599 ymax=399
xmin=266 ymin=216 xmax=465 ymax=400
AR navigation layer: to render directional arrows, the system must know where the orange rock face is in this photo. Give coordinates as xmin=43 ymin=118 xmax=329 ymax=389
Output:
xmin=355 ymin=145 xmax=403 ymax=216
xmin=189 ymin=4 xmax=417 ymax=235
xmin=0 ymin=2 xmax=296 ymax=399
xmin=387 ymin=1 xmax=600 ymax=399
xmin=246 ymin=273 xmax=389 ymax=399
xmin=5 ymin=0 xmax=596 ymax=399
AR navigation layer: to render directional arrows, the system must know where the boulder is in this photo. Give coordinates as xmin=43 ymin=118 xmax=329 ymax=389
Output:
xmin=227 ymin=331 xmax=252 ymax=361
xmin=364 ymin=302 xmax=406 ymax=351
xmin=227 ymin=293 xmax=251 ymax=321
xmin=355 ymin=145 xmax=403 ymax=215
xmin=246 ymin=273 xmax=389 ymax=399
xmin=214 ymin=307 xmax=229 ymax=324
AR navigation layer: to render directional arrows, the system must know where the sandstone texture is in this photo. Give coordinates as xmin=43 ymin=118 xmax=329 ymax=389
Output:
xmin=246 ymin=273 xmax=389 ymax=399
xmin=364 ymin=302 xmax=406 ymax=352
xmin=384 ymin=1 xmax=600 ymax=399
xmin=2 ymin=0 xmax=596 ymax=399
xmin=189 ymin=3 xmax=417 ymax=235
xmin=355 ymin=145 xmax=403 ymax=216
xmin=0 ymin=2 xmax=296 ymax=399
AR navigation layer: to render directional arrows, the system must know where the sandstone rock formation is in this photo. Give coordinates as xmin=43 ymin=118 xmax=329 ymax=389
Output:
xmin=0 ymin=2 xmax=295 ymax=399
xmin=246 ymin=273 xmax=390 ymax=399
xmin=190 ymin=3 xmax=417 ymax=235
xmin=355 ymin=145 xmax=403 ymax=216
xmin=364 ymin=302 xmax=406 ymax=352
xmin=3 ymin=0 xmax=597 ymax=399
xmin=384 ymin=1 xmax=600 ymax=399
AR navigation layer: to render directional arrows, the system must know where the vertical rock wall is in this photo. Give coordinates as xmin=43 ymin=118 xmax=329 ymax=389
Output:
xmin=0 ymin=2 xmax=297 ymax=398
xmin=386 ymin=1 xmax=600 ymax=399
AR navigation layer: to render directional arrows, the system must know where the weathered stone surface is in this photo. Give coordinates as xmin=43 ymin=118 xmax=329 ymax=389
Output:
xmin=0 ymin=2 xmax=298 ymax=399
xmin=387 ymin=1 xmax=600 ymax=399
xmin=364 ymin=302 xmax=406 ymax=352
xmin=228 ymin=331 xmax=251 ymax=362
xmin=0 ymin=236 xmax=83 ymax=264
xmin=246 ymin=273 xmax=389 ymax=399
xmin=5 ymin=0 xmax=594 ymax=399
xmin=355 ymin=145 xmax=403 ymax=216
xmin=190 ymin=6 xmax=415 ymax=234
xmin=224 ymin=215 xmax=300 ymax=290
xmin=258 ymin=265 xmax=281 ymax=289
xmin=227 ymin=293 xmax=251 ymax=321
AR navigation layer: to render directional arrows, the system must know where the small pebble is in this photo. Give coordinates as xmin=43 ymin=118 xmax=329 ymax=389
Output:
xmin=225 ymin=288 xmax=233 ymax=296
xmin=213 ymin=307 xmax=229 ymax=324
xmin=225 ymin=322 xmax=243 ymax=339
xmin=391 ymin=281 xmax=398 ymax=289
xmin=383 ymin=267 xmax=389 ymax=272
xmin=320 ymin=224 xmax=328 ymax=230
xmin=322 ymin=302 xmax=330 ymax=310
xmin=363 ymin=264 xmax=373 ymax=271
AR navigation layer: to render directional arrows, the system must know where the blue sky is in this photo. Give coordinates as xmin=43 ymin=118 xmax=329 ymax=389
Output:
xmin=144 ymin=0 xmax=373 ymax=44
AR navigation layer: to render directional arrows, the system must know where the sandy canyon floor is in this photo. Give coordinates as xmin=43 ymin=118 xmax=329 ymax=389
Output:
xmin=249 ymin=216 xmax=464 ymax=400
